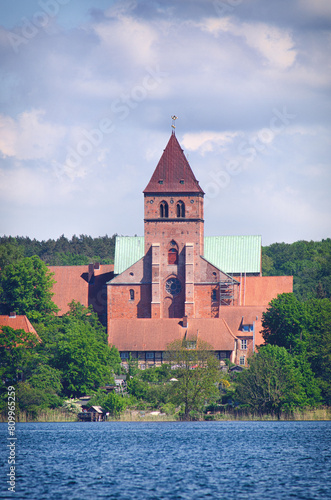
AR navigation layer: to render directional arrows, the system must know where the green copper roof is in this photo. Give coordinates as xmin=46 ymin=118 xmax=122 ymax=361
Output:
xmin=204 ymin=235 xmax=261 ymax=274
xmin=114 ymin=235 xmax=261 ymax=275
xmin=114 ymin=236 xmax=144 ymax=275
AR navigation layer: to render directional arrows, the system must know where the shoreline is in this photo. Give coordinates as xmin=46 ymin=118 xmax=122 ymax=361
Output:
xmin=2 ymin=407 xmax=330 ymax=423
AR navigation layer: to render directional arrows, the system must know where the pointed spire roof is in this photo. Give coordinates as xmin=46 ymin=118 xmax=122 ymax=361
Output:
xmin=143 ymin=133 xmax=204 ymax=194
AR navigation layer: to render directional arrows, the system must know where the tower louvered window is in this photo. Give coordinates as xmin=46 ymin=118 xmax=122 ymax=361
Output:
xmin=160 ymin=201 xmax=169 ymax=218
xmin=176 ymin=201 xmax=185 ymax=218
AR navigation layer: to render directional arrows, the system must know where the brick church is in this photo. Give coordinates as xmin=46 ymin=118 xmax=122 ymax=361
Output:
xmin=50 ymin=132 xmax=292 ymax=367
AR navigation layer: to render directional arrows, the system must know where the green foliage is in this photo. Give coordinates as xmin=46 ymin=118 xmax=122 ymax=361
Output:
xmin=0 ymin=255 xmax=58 ymax=321
xmin=261 ymin=293 xmax=306 ymax=354
xmin=52 ymin=319 xmax=112 ymax=397
xmin=28 ymin=364 xmax=63 ymax=396
xmin=139 ymin=364 xmax=172 ymax=383
xmin=127 ymin=377 xmax=148 ymax=400
xmin=102 ymin=392 xmax=127 ymax=417
xmin=0 ymin=238 xmax=24 ymax=269
xmin=235 ymin=345 xmax=315 ymax=417
xmin=0 ymin=326 xmax=38 ymax=385
xmin=0 ymin=234 xmax=116 ymax=265
xmin=262 ymin=294 xmax=331 ymax=404
xmin=36 ymin=303 xmax=120 ymax=399
xmin=165 ymin=339 xmax=221 ymax=419
xmin=16 ymin=382 xmax=49 ymax=417
xmin=262 ymin=239 xmax=331 ymax=300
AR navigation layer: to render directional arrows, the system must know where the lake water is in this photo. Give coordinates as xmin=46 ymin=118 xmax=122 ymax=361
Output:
xmin=1 ymin=421 xmax=331 ymax=499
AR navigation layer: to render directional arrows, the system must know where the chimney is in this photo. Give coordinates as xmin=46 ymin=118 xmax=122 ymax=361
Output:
xmin=88 ymin=264 xmax=94 ymax=283
xmin=9 ymin=312 xmax=16 ymax=318
xmin=94 ymin=262 xmax=100 ymax=271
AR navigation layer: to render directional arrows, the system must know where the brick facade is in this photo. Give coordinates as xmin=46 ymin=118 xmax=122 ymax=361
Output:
xmin=105 ymin=133 xmax=293 ymax=366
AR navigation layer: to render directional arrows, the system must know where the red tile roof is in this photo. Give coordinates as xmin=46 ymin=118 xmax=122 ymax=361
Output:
xmin=108 ymin=306 xmax=267 ymax=352
xmin=143 ymin=133 xmax=204 ymax=194
xmin=0 ymin=314 xmax=40 ymax=342
xmin=49 ymin=264 xmax=114 ymax=315
xmin=218 ymin=306 xmax=267 ymax=346
xmin=0 ymin=315 xmax=38 ymax=335
xmin=108 ymin=318 xmax=236 ymax=351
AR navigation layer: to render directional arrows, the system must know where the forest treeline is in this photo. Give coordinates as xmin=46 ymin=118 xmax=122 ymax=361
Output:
xmin=0 ymin=235 xmax=330 ymax=299
xmin=0 ymin=234 xmax=117 ymax=266
xmin=262 ymin=239 xmax=331 ymax=300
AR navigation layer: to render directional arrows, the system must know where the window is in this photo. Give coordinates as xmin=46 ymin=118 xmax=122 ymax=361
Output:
xmin=176 ymin=200 xmax=185 ymax=218
xmin=129 ymin=289 xmax=135 ymax=300
xmin=212 ymin=289 xmax=217 ymax=301
xmin=160 ymin=201 xmax=169 ymax=218
xmin=146 ymin=352 xmax=155 ymax=359
xmin=241 ymin=339 xmax=247 ymax=350
xmin=239 ymin=356 xmax=245 ymax=366
xmin=186 ymin=341 xmax=196 ymax=350
xmin=219 ymin=351 xmax=228 ymax=360
xmin=168 ymin=248 xmax=178 ymax=264
xmin=165 ymin=278 xmax=182 ymax=296
xmin=120 ymin=352 xmax=129 ymax=359
xmin=242 ymin=324 xmax=253 ymax=332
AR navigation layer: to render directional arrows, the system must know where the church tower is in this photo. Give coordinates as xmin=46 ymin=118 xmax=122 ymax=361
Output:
xmin=143 ymin=132 xmax=204 ymax=319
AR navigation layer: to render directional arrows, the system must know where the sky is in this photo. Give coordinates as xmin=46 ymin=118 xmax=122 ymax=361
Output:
xmin=0 ymin=0 xmax=330 ymax=246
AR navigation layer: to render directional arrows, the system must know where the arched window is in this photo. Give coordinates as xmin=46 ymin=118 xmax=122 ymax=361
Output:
xmin=129 ymin=289 xmax=135 ymax=301
xmin=176 ymin=200 xmax=185 ymax=218
xmin=160 ymin=201 xmax=169 ymax=218
xmin=168 ymin=248 xmax=178 ymax=265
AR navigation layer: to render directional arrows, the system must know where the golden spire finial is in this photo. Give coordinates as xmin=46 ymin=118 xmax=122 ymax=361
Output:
xmin=171 ymin=115 xmax=178 ymax=131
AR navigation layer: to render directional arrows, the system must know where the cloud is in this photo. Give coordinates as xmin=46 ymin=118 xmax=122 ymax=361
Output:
xmin=0 ymin=109 xmax=66 ymax=161
xmin=196 ymin=17 xmax=296 ymax=70
xmin=0 ymin=0 xmax=330 ymax=244
xmin=93 ymin=13 xmax=158 ymax=68
xmin=182 ymin=131 xmax=239 ymax=154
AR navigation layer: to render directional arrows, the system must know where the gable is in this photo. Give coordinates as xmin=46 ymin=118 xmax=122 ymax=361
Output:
xmin=143 ymin=134 xmax=204 ymax=194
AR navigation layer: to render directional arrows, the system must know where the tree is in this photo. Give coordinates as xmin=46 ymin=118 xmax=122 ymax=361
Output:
xmin=235 ymin=345 xmax=312 ymax=417
xmin=102 ymin=392 xmax=127 ymax=417
xmin=262 ymin=239 xmax=331 ymax=300
xmin=261 ymin=293 xmax=306 ymax=354
xmin=0 ymin=255 xmax=58 ymax=321
xmin=0 ymin=238 xmax=23 ymax=269
xmin=262 ymin=294 xmax=331 ymax=404
xmin=164 ymin=339 xmax=221 ymax=420
xmin=0 ymin=326 xmax=38 ymax=384
xmin=49 ymin=304 xmax=119 ymax=397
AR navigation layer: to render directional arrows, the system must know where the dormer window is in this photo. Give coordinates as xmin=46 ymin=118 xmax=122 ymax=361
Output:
xmin=158 ymin=180 xmax=164 ymax=184
xmin=242 ymin=324 xmax=253 ymax=332
xmin=179 ymin=179 xmax=184 ymax=184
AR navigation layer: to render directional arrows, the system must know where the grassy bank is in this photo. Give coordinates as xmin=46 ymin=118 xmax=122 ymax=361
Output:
xmin=204 ymin=407 xmax=331 ymax=421
xmin=0 ymin=408 xmax=78 ymax=423
xmin=1 ymin=407 xmax=330 ymax=423
xmin=113 ymin=407 xmax=331 ymax=422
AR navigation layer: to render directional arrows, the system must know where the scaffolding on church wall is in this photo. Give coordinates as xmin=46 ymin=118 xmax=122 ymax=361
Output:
xmin=219 ymin=277 xmax=239 ymax=306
